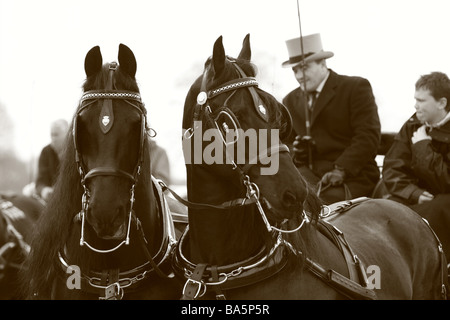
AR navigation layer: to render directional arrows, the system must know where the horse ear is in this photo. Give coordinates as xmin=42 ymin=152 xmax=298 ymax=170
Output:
xmin=212 ymin=36 xmax=225 ymax=76
xmin=118 ymin=43 xmax=137 ymax=78
xmin=84 ymin=46 xmax=102 ymax=77
xmin=237 ymin=34 xmax=251 ymax=61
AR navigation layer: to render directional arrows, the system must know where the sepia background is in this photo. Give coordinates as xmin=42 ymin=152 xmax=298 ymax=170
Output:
xmin=1 ymin=0 xmax=449 ymax=193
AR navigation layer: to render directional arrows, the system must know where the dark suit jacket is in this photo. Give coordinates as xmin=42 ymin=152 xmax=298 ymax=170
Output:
xmin=383 ymin=114 xmax=450 ymax=203
xmin=35 ymin=144 xmax=60 ymax=197
xmin=282 ymin=69 xmax=381 ymax=196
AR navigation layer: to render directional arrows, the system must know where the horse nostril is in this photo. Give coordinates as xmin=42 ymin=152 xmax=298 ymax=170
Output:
xmin=85 ymin=204 xmax=127 ymax=238
xmin=282 ymin=190 xmax=297 ymax=207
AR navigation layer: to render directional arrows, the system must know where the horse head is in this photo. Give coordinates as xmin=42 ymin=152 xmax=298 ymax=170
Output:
xmin=74 ymin=44 xmax=148 ymax=243
xmin=183 ymin=34 xmax=320 ymax=238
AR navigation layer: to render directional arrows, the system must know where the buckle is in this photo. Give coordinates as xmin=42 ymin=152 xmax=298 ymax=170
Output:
xmin=182 ymin=278 xmax=206 ymax=299
xmin=99 ymin=282 xmax=124 ymax=300
xmin=109 ymin=62 xmax=118 ymax=71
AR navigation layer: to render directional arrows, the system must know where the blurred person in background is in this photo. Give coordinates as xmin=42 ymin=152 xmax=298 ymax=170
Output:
xmin=149 ymin=138 xmax=171 ymax=185
xmin=35 ymin=119 xmax=69 ymax=201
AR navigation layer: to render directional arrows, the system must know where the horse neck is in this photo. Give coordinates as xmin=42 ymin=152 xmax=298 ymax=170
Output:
xmin=186 ymin=166 xmax=268 ymax=265
xmin=134 ymin=178 xmax=163 ymax=255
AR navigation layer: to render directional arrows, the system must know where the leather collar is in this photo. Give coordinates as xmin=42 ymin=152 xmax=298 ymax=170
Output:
xmin=56 ymin=176 xmax=177 ymax=299
xmin=172 ymin=227 xmax=289 ymax=298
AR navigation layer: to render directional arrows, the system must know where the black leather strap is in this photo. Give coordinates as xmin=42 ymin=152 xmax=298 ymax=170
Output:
xmin=181 ymin=263 xmax=207 ymax=300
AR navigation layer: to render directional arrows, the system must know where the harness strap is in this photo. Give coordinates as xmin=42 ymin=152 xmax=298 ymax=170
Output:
xmin=421 ymin=217 xmax=449 ymax=299
xmin=232 ymin=63 xmax=268 ymax=122
xmin=158 ymin=180 xmax=256 ymax=211
xmin=305 ymin=257 xmax=376 ymax=300
xmin=180 ymin=263 xmax=208 ymax=300
xmin=174 ymin=228 xmax=289 ymax=299
xmin=98 ymin=62 xmax=117 ymax=134
xmin=208 ymin=77 xmax=258 ymax=99
xmin=211 ymin=265 xmax=226 ymax=300
xmin=317 ymin=221 xmax=365 ymax=286
xmin=98 ymin=269 xmax=122 ymax=300
xmin=316 ymin=221 xmax=374 ymax=297
xmin=309 ymin=198 xmax=377 ymax=299
xmin=84 ymin=167 xmax=136 ymax=182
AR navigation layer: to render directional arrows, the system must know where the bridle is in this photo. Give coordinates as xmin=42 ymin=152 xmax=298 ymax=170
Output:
xmin=179 ymin=57 xmax=308 ymax=234
xmin=72 ymin=62 xmax=147 ymax=253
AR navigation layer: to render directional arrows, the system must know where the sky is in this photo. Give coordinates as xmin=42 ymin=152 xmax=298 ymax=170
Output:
xmin=1 ymin=0 xmax=449 ymax=184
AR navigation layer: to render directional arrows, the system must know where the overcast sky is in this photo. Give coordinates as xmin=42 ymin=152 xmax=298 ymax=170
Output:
xmin=1 ymin=0 xmax=449 ymax=183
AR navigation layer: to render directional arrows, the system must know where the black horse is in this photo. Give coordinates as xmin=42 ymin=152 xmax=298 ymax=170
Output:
xmin=0 ymin=193 xmax=42 ymax=299
xmin=21 ymin=44 xmax=181 ymax=299
xmin=172 ymin=34 xmax=448 ymax=299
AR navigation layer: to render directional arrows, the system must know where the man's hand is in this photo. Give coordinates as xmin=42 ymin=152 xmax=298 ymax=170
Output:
xmin=293 ymin=135 xmax=314 ymax=166
xmin=41 ymin=186 xmax=54 ymax=201
xmin=321 ymin=167 xmax=346 ymax=186
xmin=411 ymin=125 xmax=431 ymax=144
xmin=418 ymin=190 xmax=434 ymax=204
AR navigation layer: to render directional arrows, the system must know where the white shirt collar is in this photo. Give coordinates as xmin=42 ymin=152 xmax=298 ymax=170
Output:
xmin=426 ymin=111 xmax=450 ymax=129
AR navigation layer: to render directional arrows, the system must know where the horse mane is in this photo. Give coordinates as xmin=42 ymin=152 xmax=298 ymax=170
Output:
xmin=21 ymin=63 xmax=151 ymax=298
xmin=20 ymin=128 xmax=83 ymax=297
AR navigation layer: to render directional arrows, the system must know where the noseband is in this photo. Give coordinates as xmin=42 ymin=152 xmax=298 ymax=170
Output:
xmin=73 ymin=62 xmax=147 ymax=253
xmin=181 ymin=58 xmax=305 ymax=234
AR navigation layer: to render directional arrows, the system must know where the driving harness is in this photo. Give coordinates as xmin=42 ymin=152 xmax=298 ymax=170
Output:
xmin=173 ymin=197 xmax=377 ymax=300
xmin=175 ymin=58 xmax=378 ymax=300
xmin=57 ymin=176 xmax=177 ymax=300
xmin=0 ymin=197 xmax=30 ymax=277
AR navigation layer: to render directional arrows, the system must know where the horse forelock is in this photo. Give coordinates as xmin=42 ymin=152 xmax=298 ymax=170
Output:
xmin=82 ymin=63 xmax=140 ymax=92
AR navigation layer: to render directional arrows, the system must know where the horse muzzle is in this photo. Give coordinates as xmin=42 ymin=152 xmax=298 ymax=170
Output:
xmin=86 ymin=207 xmax=128 ymax=241
xmin=92 ymin=221 xmax=127 ymax=241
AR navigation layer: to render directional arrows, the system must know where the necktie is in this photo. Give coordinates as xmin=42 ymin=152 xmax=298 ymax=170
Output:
xmin=308 ymin=91 xmax=318 ymax=109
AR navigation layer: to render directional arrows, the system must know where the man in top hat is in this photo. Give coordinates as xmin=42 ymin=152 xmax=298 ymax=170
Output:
xmin=281 ymin=33 xmax=381 ymax=204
